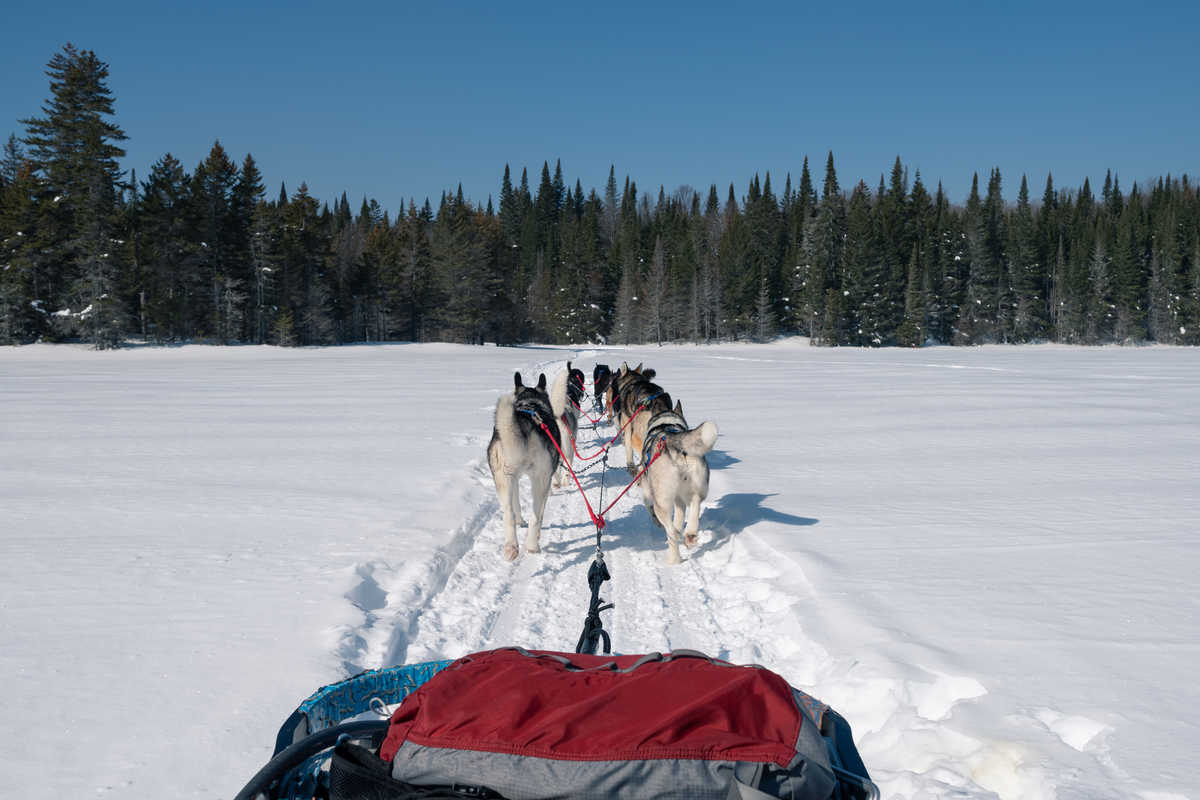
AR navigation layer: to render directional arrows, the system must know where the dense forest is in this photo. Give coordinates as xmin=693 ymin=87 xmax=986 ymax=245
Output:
xmin=3 ymin=45 xmax=1199 ymax=349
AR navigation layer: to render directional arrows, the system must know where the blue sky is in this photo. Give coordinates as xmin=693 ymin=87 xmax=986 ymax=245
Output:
xmin=3 ymin=0 xmax=1197 ymax=216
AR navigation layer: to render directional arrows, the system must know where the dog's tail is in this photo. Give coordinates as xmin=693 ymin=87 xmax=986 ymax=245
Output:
xmin=668 ymin=421 xmax=718 ymax=457
xmin=494 ymin=394 xmax=521 ymax=454
xmin=549 ymin=368 xmax=569 ymax=419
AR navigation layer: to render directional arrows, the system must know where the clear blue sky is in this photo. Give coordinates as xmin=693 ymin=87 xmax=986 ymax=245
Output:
xmin=4 ymin=0 xmax=1197 ymax=216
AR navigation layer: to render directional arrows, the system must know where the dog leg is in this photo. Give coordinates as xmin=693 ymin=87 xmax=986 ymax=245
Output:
xmin=509 ymin=475 xmax=526 ymax=527
xmin=525 ymin=469 xmax=551 ymax=554
xmin=554 ymin=437 xmax=573 ymax=489
xmin=684 ymin=495 xmax=701 ymax=548
xmin=497 ymin=470 xmax=520 ymax=561
xmin=660 ymin=498 xmax=682 ymax=565
xmin=624 ymin=427 xmax=638 ymax=473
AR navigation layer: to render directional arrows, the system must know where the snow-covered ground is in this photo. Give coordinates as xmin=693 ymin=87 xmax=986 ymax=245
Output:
xmin=1 ymin=340 xmax=1197 ymax=800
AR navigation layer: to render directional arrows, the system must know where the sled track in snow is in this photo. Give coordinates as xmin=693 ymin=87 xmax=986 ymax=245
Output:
xmin=339 ymin=354 xmax=1130 ymax=800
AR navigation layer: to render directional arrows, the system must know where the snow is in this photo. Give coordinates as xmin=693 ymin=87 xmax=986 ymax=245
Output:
xmin=1 ymin=341 xmax=1197 ymax=800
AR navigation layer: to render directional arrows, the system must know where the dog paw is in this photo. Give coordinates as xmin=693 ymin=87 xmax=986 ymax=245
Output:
xmin=502 ymin=543 xmax=519 ymax=562
xmin=684 ymin=532 xmax=699 ymax=548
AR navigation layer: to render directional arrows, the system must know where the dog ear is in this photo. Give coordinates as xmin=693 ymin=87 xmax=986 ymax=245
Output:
xmin=668 ymin=421 xmax=718 ymax=458
xmin=567 ymin=361 xmax=572 ymax=372
xmin=619 ymin=363 xmax=629 ymax=376
xmin=595 ymin=371 xmax=611 ymax=394
xmin=642 ymin=368 xmax=656 ymax=381
xmin=633 ymin=362 xmax=643 ymax=373
xmin=514 ymin=371 xmax=523 ymax=389
xmin=673 ymin=399 xmax=683 ymax=415
xmin=537 ymin=373 xmax=547 ymax=391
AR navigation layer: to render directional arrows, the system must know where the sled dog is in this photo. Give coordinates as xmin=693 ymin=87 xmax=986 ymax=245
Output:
xmin=487 ymin=371 xmax=564 ymax=561
xmin=550 ymin=362 xmax=587 ymax=488
xmin=638 ymin=409 xmax=718 ymax=564
xmin=615 ymin=373 xmax=673 ymax=474
xmin=592 ymin=364 xmax=612 ymax=413
xmin=606 ymin=362 xmax=656 ymax=421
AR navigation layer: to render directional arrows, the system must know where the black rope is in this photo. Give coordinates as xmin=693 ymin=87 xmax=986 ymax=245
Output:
xmin=575 ymin=550 xmax=613 ymax=655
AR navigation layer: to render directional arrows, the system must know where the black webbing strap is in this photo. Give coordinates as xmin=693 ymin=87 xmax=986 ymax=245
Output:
xmin=575 ymin=550 xmax=613 ymax=655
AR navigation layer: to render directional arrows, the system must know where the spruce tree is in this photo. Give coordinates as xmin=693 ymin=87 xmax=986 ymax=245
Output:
xmin=191 ymin=141 xmax=239 ymax=339
xmin=1085 ymin=235 xmax=1113 ymax=343
xmin=1009 ymin=175 xmax=1046 ymax=341
xmin=1 ymin=134 xmax=25 ymax=188
xmin=21 ymin=44 xmax=129 ymax=347
xmin=0 ymin=156 xmax=38 ymax=343
xmin=929 ymin=182 xmax=963 ymax=343
xmin=896 ymin=243 xmax=927 ymax=346
xmin=231 ymin=154 xmax=264 ymax=340
xmin=139 ymin=153 xmax=195 ymax=340
xmin=601 ymin=165 xmax=619 ymax=246
xmin=841 ymin=181 xmax=881 ymax=345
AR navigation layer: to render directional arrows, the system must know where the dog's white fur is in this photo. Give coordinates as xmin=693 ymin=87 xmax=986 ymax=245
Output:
xmin=489 ymin=381 xmax=567 ymax=561
xmin=640 ymin=420 xmax=718 ymax=564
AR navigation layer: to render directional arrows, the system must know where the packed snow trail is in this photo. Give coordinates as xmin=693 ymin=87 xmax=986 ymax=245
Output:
xmin=341 ymin=352 xmax=1138 ymax=800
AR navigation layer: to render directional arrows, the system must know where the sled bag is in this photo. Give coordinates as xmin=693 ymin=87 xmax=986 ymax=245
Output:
xmin=377 ymin=647 xmax=839 ymax=800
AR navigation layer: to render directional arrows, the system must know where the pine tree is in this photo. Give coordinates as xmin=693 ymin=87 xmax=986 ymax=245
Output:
xmin=230 ymin=154 xmax=264 ymax=340
xmin=841 ymin=181 xmax=881 ymax=345
xmin=754 ymin=270 xmax=775 ymax=341
xmin=643 ymin=234 xmax=667 ymax=343
xmin=0 ymin=155 xmax=38 ymax=343
xmin=138 ymin=153 xmax=195 ymax=339
xmin=1111 ymin=191 xmax=1148 ymax=342
xmin=21 ymin=44 xmax=129 ymax=347
xmin=896 ymin=243 xmax=927 ymax=346
xmin=1009 ymin=175 xmax=1046 ymax=341
xmin=1 ymin=134 xmax=25 ymax=187
xmin=191 ymin=141 xmax=239 ymax=338
xmin=700 ymin=184 xmax=724 ymax=340
xmin=602 ymin=165 xmax=618 ymax=246
xmin=956 ymin=173 xmax=991 ymax=343
xmin=1086 ymin=237 xmax=1114 ymax=343
xmin=800 ymin=159 xmax=846 ymax=345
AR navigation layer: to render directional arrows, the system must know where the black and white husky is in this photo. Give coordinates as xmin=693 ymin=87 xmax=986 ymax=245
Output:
xmin=550 ymin=362 xmax=587 ymax=488
xmin=487 ymin=372 xmax=564 ymax=561
xmin=638 ymin=407 xmax=718 ymax=564
xmin=592 ymin=364 xmax=612 ymax=412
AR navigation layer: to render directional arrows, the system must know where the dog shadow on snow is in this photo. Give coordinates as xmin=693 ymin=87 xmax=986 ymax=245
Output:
xmin=689 ymin=493 xmax=817 ymax=559
xmin=538 ymin=491 xmax=816 ymax=570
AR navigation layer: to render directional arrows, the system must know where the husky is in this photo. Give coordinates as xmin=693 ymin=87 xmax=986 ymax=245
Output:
xmin=592 ymin=364 xmax=612 ymax=413
xmin=550 ymin=362 xmax=587 ymax=488
xmin=614 ymin=372 xmax=673 ymax=474
xmin=638 ymin=409 xmax=718 ymax=564
xmin=487 ymin=371 xmax=564 ymax=561
xmin=606 ymin=362 xmax=656 ymax=422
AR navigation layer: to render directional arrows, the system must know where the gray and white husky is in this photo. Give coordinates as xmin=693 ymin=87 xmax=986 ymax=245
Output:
xmin=487 ymin=371 xmax=564 ymax=561
xmin=638 ymin=406 xmax=718 ymax=564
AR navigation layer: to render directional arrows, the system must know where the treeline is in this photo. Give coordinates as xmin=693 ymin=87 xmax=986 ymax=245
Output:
xmin=3 ymin=45 xmax=1200 ymax=349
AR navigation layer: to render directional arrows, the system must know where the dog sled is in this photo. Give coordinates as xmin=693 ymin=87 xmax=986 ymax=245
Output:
xmin=235 ymin=647 xmax=878 ymax=800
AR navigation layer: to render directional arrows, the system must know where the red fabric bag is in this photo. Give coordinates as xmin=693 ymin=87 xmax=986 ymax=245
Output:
xmin=379 ymin=648 xmax=839 ymax=800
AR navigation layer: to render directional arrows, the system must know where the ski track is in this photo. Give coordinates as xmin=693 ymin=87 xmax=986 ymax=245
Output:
xmin=341 ymin=355 xmax=1140 ymax=800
